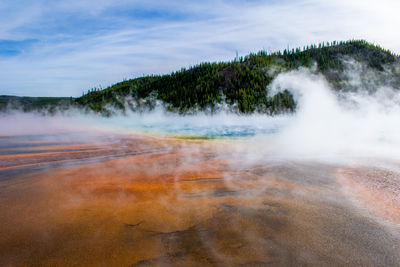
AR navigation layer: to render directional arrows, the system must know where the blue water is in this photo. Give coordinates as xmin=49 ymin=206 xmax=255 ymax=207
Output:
xmin=96 ymin=113 xmax=289 ymax=138
xmin=140 ymin=124 xmax=279 ymax=137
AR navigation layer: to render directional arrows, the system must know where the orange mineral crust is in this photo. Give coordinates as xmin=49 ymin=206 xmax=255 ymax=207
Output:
xmin=337 ymin=166 xmax=400 ymax=226
xmin=0 ymin=134 xmax=400 ymax=266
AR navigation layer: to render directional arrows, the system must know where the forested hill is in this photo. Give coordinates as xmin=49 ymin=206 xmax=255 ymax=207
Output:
xmin=0 ymin=95 xmax=73 ymax=112
xmin=75 ymin=40 xmax=399 ymax=114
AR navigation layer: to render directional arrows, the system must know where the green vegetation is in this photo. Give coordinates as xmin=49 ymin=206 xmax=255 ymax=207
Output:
xmin=0 ymin=95 xmax=73 ymax=112
xmin=4 ymin=40 xmax=399 ymax=114
xmin=77 ymin=40 xmax=399 ymax=115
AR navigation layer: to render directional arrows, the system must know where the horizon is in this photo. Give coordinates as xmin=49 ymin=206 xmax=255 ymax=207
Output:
xmin=2 ymin=2 xmax=400 ymax=265
xmin=1 ymin=0 xmax=400 ymax=97
xmin=1 ymin=40 xmax=388 ymax=98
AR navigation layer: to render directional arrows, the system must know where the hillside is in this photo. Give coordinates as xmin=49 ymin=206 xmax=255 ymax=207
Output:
xmin=5 ymin=40 xmax=399 ymax=115
xmin=0 ymin=95 xmax=73 ymax=112
xmin=76 ymin=40 xmax=400 ymax=115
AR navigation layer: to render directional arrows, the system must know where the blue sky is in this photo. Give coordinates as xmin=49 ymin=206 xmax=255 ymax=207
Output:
xmin=1 ymin=0 xmax=399 ymax=96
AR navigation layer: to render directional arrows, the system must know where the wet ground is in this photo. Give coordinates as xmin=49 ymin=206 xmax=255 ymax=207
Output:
xmin=0 ymin=134 xmax=399 ymax=266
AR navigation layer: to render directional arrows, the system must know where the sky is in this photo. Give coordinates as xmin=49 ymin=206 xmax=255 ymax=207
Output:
xmin=0 ymin=0 xmax=400 ymax=97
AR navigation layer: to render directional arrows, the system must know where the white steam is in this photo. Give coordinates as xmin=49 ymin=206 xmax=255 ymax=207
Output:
xmin=0 ymin=107 xmax=289 ymax=138
xmin=259 ymin=69 xmax=400 ymax=162
xmin=2 ymin=67 xmax=400 ymax=164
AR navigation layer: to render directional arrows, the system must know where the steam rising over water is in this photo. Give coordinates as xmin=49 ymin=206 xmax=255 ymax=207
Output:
xmin=1 ymin=70 xmax=400 ymax=266
xmin=2 ymin=69 xmax=400 ymax=162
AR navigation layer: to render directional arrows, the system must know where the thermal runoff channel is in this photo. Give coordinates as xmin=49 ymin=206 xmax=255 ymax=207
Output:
xmin=1 ymin=67 xmax=400 ymax=266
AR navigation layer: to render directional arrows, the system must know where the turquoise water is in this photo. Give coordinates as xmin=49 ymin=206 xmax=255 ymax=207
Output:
xmin=101 ymin=114 xmax=289 ymax=138
xmin=139 ymin=124 xmax=279 ymax=137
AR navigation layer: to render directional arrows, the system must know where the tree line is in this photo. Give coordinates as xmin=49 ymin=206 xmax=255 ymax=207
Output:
xmin=76 ymin=40 xmax=399 ymax=114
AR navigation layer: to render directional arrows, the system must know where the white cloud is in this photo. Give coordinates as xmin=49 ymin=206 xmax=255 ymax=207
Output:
xmin=0 ymin=0 xmax=400 ymax=96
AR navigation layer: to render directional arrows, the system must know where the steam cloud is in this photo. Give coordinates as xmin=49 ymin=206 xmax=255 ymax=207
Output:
xmin=2 ymin=63 xmax=400 ymax=165
xmin=255 ymin=68 xmax=400 ymax=163
xmin=2 ymin=62 xmax=400 ymax=266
